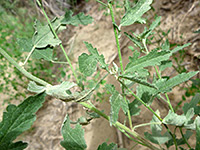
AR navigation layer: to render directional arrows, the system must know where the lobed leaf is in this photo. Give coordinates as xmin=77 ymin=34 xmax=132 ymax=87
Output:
xmin=144 ymin=110 xmax=171 ymax=144
xmin=156 ymin=71 xmax=199 ymax=94
xmin=97 ymin=142 xmax=117 ymax=150
xmin=120 ymin=0 xmax=153 ymax=26
xmin=60 ymin=115 xmax=87 ymax=150
xmin=183 ymin=94 xmax=200 ymax=115
xmin=128 ymin=100 xmax=141 ymax=116
xmin=0 ymin=93 xmax=46 ymax=150
xmin=61 ymin=10 xmax=93 ymax=26
xmin=171 ymin=43 xmax=191 ymax=54
xmin=125 ymin=50 xmax=171 ymax=73
xmin=106 ymin=84 xmax=128 ymax=125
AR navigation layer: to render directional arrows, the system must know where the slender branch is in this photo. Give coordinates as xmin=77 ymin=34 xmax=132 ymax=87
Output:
xmin=179 ymin=127 xmax=192 ymax=149
xmin=36 ymin=0 xmax=79 ymax=84
xmin=0 ymin=47 xmax=50 ymax=86
xmin=23 ymin=45 xmax=36 ymax=65
xmin=95 ymin=0 xmax=107 ymax=7
xmin=79 ymin=102 xmax=161 ymax=150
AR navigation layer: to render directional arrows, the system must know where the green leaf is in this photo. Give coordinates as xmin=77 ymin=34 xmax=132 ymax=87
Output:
xmin=106 ymin=84 xmax=128 ymax=125
xmin=128 ymin=100 xmax=141 ymax=116
xmin=144 ymin=110 xmax=171 ymax=144
xmin=46 ymin=81 xmax=77 ymax=100
xmin=120 ymin=0 xmax=153 ymax=26
xmin=196 ymin=116 xmax=200 ymax=150
xmin=194 ymin=29 xmax=200 ymax=34
xmin=0 ymin=93 xmax=46 ymax=149
xmin=163 ymin=109 xmax=195 ymax=127
xmin=78 ymin=53 xmax=97 ymax=76
xmin=17 ymin=38 xmax=54 ymax=61
xmin=33 ymin=20 xmax=61 ymax=48
xmin=60 ymin=115 xmax=87 ymax=150
xmin=124 ymin=32 xmax=143 ymax=49
xmin=159 ymin=60 xmax=172 ymax=72
xmin=27 ymin=81 xmax=45 ymax=93
xmin=61 ymin=10 xmax=93 ymax=26
xmin=183 ymin=94 xmax=200 ymax=115
xmin=171 ymin=43 xmax=191 ymax=53
xmin=97 ymin=142 xmax=117 ymax=150
xmin=125 ymin=50 xmax=171 ymax=73
xmin=156 ymin=71 xmax=199 ymax=94
xmin=84 ymin=42 xmax=108 ymax=70
xmin=119 ymin=75 xmax=157 ymax=89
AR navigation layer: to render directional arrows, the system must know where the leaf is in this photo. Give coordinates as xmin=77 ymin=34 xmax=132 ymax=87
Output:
xmin=97 ymin=142 xmax=117 ymax=150
xmin=183 ymin=94 xmax=200 ymax=115
xmin=124 ymin=32 xmax=143 ymax=49
xmin=159 ymin=60 xmax=172 ymax=72
xmin=46 ymin=81 xmax=77 ymax=100
xmin=156 ymin=71 xmax=199 ymax=94
xmin=17 ymin=38 xmax=54 ymax=61
xmin=78 ymin=53 xmax=97 ymax=76
xmin=128 ymin=100 xmax=141 ymax=116
xmin=196 ymin=116 xmax=200 ymax=150
xmin=171 ymin=43 xmax=191 ymax=53
xmin=106 ymin=84 xmax=128 ymax=125
xmin=27 ymin=81 xmax=45 ymax=93
xmin=125 ymin=50 xmax=171 ymax=73
xmin=0 ymin=93 xmax=46 ymax=150
xmin=119 ymin=75 xmax=157 ymax=89
xmin=32 ymin=20 xmax=61 ymax=48
xmin=60 ymin=115 xmax=87 ymax=150
xmin=144 ymin=110 xmax=171 ymax=144
xmin=120 ymin=0 xmax=153 ymax=26
xmin=61 ymin=10 xmax=93 ymax=26
xmin=84 ymin=42 xmax=108 ymax=70
xmin=163 ymin=109 xmax=195 ymax=127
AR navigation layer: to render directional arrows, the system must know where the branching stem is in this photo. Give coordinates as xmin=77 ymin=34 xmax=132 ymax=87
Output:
xmin=36 ymin=0 xmax=79 ymax=83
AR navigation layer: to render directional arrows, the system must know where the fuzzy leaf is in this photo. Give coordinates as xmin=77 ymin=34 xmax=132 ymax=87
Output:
xmin=145 ymin=110 xmax=171 ymax=144
xmin=163 ymin=109 xmax=195 ymax=127
xmin=33 ymin=20 xmax=61 ymax=48
xmin=106 ymin=84 xmax=128 ymax=125
xmin=97 ymin=142 xmax=117 ymax=150
xmin=125 ymin=50 xmax=171 ymax=73
xmin=0 ymin=93 xmax=46 ymax=149
xmin=78 ymin=53 xmax=97 ymax=76
xmin=128 ymin=100 xmax=141 ymax=116
xmin=156 ymin=71 xmax=199 ymax=94
xmin=159 ymin=60 xmax=172 ymax=72
xmin=183 ymin=94 xmax=200 ymax=115
xmin=120 ymin=0 xmax=153 ymax=26
xmin=124 ymin=32 xmax=143 ymax=49
xmin=61 ymin=10 xmax=93 ymax=26
xmin=46 ymin=81 xmax=77 ymax=100
xmin=119 ymin=75 xmax=157 ymax=89
xmin=171 ymin=43 xmax=191 ymax=53
xmin=196 ymin=116 xmax=200 ymax=150
xmin=27 ymin=81 xmax=45 ymax=93
xmin=60 ymin=115 xmax=87 ymax=150
xmin=84 ymin=42 xmax=108 ymax=70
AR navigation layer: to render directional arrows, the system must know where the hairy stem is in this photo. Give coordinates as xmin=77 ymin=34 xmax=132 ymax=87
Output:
xmin=79 ymin=102 xmax=161 ymax=150
xmin=36 ymin=0 xmax=79 ymax=83
xmin=0 ymin=47 xmax=50 ymax=86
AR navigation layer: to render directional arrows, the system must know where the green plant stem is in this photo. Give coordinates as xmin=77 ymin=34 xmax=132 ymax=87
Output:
xmin=108 ymin=2 xmax=123 ymax=72
xmin=142 ymin=40 xmax=177 ymax=149
xmin=95 ymin=0 xmax=107 ymax=7
xmin=119 ymin=79 xmax=163 ymax=122
xmin=79 ymin=102 xmax=161 ymax=150
xmin=0 ymin=47 xmax=50 ymax=86
xmin=36 ymin=0 xmax=79 ymax=84
xmin=0 ymin=47 xmax=159 ymax=150
xmin=133 ymin=122 xmax=161 ymax=131
xmin=179 ymin=127 xmax=192 ymax=149
xmin=23 ymin=45 xmax=36 ymax=65
xmin=108 ymin=2 xmax=133 ymax=129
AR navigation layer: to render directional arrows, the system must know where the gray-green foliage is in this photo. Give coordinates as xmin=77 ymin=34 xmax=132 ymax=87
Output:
xmin=0 ymin=0 xmax=199 ymax=149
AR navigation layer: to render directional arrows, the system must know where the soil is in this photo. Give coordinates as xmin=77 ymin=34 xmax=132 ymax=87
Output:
xmin=0 ymin=0 xmax=200 ymax=150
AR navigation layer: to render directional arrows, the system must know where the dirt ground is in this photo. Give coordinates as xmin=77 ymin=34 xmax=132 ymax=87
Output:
xmin=0 ymin=0 xmax=200 ymax=150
